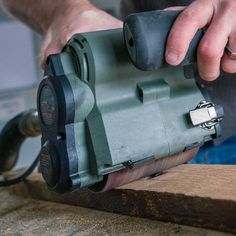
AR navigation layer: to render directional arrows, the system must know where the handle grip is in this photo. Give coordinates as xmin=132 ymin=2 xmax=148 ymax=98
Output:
xmin=124 ymin=10 xmax=203 ymax=71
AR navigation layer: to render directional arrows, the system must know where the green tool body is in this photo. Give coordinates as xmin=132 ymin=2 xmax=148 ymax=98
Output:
xmin=0 ymin=10 xmax=223 ymax=193
xmin=37 ymin=14 xmax=222 ymax=193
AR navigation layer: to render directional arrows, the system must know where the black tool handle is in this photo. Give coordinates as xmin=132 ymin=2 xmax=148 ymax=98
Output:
xmin=124 ymin=10 xmax=203 ymax=71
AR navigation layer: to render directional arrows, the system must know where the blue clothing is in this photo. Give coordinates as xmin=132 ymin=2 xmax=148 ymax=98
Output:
xmin=190 ymin=134 xmax=236 ymax=164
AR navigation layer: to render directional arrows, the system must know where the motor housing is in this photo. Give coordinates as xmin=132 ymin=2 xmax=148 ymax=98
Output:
xmin=37 ymin=29 xmax=222 ymax=193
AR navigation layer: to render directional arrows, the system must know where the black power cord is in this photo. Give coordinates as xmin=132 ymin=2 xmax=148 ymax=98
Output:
xmin=0 ymin=155 xmax=40 ymax=187
xmin=0 ymin=109 xmax=41 ymax=187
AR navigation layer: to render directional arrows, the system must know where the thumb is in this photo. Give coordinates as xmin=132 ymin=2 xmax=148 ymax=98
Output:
xmin=40 ymin=42 xmax=63 ymax=70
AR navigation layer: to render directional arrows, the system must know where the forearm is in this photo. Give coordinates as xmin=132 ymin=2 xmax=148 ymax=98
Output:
xmin=1 ymin=0 xmax=93 ymax=35
xmin=2 ymin=0 xmax=122 ymax=68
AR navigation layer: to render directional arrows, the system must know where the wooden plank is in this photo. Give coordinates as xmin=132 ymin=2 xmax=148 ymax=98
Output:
xmin=7 ymin=164 xmax=236 ymax=233
xmin=1 ymin=188 xmax=232 ymax=236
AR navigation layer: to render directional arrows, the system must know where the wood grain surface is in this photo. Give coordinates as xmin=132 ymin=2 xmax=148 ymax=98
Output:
xmin=6 ymin=164 xmax=236 ymax=233
xmin=1 ymin=188 xmax=233 ymax=236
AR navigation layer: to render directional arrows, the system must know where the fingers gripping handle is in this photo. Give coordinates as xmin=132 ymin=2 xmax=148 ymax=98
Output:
xmin=124 ymin=10 xmax=203 ymax=71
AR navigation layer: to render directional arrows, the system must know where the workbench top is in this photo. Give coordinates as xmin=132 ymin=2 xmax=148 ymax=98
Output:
xmin=0 ymin=187 xmax=232 ymax=236
xmin=1 ymin=164 xmax=236 ymax=235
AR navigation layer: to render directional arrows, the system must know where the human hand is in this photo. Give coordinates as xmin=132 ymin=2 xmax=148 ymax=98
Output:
xmin=165 ymin=0 xmax=236 ymax=81
xmin=41 ymin=2 xmax=122 ymax=69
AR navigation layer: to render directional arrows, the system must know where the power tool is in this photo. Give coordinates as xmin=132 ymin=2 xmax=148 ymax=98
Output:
xmin=0 ymin=10 xmax=223 ymax=193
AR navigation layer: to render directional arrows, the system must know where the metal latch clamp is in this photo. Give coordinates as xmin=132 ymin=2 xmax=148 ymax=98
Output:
xmin=189 ymin=101 xmax=224 ymax=130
